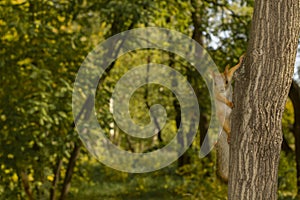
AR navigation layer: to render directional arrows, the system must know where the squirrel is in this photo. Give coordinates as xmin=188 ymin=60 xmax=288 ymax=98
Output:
xmin=211 ymin=54 xmax=245 ymax=144
xmin=212 ymin=54 xmax=244 ymax=182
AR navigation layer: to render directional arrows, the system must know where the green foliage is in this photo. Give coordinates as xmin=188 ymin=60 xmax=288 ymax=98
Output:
xmin=0 ymin=0 xmax=89 ymax=198
xmin=282 ymin=99 xmax=295 ymax=146
xmin=278 ymin=99 xmax=297 ymax=199
xmin=175 ymin=153 xmax=228 ymax=200
xmin=68 ymin=160 xmax=183 ymax=200
xmin=0 ymin=0 xmax=298 ymax=199
xmin=278 ymin=152 xmax=297 ymax=199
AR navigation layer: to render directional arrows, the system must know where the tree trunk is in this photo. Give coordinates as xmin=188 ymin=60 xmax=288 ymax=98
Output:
xmin=289 ymin=80 xmax=300 ymax=196
xmin=228 ymin=1 xmax=300 ymax=199
xmin=59 ymin=142 xmax=81 ymax=200
xmin=20 ymin=171 xmax=34 ymax=200
xmin=281 ymin=134 xmax=293 ymax=154
xmin=190 ymin=0 xmax=210 ymax=156
xmin=50 ymin=157 xmax=63 ymax=200
xmin=59 ymin=21 xmax=137 ymax=199
xmin=170 ymin=5 xmax=206 ymax=165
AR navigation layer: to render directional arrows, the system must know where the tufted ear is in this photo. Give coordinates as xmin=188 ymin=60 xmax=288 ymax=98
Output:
xmin=227 ymin=54 xmax=245 ymax=81
xmin=224 ymin=64 xmax=230 ymax=75
xmin=208 ymin=69 xmax=216 ymax=79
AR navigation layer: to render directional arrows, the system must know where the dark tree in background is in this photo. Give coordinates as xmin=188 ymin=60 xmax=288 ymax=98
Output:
xmin=289 ymin=80 xmax=300 ymax=197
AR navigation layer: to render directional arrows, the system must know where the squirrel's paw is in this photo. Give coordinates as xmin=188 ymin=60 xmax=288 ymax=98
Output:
xmin=227 ymin=136 xmax=231 ymax=144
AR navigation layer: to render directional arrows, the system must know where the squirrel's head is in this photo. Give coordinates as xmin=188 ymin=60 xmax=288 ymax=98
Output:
xmin=210 ymin=53 xmax=244 ymax=93
xmin=211 ymin=69 xmax=232 ymax=92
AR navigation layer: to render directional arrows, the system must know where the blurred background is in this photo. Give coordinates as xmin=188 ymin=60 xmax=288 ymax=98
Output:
xmin=0 ymin=0 xmax=299 ymax=199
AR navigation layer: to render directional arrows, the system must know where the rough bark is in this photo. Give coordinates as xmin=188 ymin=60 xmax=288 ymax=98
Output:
xmin=289 ymin=80 xmax=300 ymax=196
xmin=228 ymin=1 xmax=300 ymax=199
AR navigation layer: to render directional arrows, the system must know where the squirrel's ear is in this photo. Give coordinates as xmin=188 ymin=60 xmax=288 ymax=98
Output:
xmin=240 ymin=53 xmax=246 ymax=62
xmin=208 ymin=69 xmax=214 ymax=77
xmin=224 ymin=64 xmax=230 ymax=74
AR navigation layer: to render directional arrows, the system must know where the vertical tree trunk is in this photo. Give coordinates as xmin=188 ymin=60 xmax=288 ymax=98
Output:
xmin=289 ymin=80 xmax=300 ymax=197
xmin=281 ymin=134 xmax=293 ymax=154
xmin=190 ymin=0 xmax=210 ymax=152
xmin=20 ymin=171 xmax=34 ymax=200
xmin=59 ymin=142 xmax=81 ymax=200
xmin=59 ymin=22 xmax=137 ymax=199
xmin=228 ymin=1 xmax=300 ymax=199
xmin=169 ymin=6 xmax=204 ymax=165
xmin=50 ymin=157 xmax=63 ymax=200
